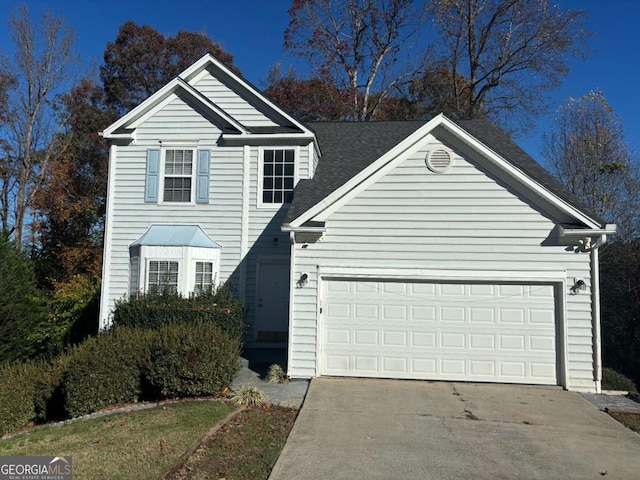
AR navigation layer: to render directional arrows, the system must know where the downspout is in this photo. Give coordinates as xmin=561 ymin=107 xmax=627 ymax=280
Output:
xmin=287 ymin=231 xmax=296 ymax=379
xmin=591 ymin=234 xmax=607 ymax=393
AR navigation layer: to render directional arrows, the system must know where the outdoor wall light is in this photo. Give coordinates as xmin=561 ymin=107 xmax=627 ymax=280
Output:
xmin=297 ymin=273 xmax=308 ymax=288
xmin=570 ymin=279 xmax=586 ymax=295
xmin=273 ymin=237 xmax=279 ymax=246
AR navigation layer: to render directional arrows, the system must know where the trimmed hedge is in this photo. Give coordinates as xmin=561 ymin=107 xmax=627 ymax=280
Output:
xmin=0 ymin=321 xmax=241 ymax=435
xmin=33 ymin=355 xmax=70 ymax=422
xmin=61 ymin=327 xmax=152 ymax=418
xmin=144 ymin=322 xmax=241 ymax=399
xmin=111 ymin=283 xmax=245 ymax=340
xmin=0 ymin=362 xmax=40 ymax=436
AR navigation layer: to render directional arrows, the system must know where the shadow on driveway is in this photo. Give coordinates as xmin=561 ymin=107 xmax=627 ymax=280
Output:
xmin=269 ymin=378 xmax=640 ymax=480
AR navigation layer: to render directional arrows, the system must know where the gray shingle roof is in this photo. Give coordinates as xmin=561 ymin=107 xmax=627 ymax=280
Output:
xmin=285 ymin=121 xmax=427 ymax=222
xmin=284 ymin=118 xmax=604 ymax=227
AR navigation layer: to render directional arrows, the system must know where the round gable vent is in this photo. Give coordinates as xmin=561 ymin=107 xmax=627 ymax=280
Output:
xmin=426 ymin=149 xmax=453 ymax=173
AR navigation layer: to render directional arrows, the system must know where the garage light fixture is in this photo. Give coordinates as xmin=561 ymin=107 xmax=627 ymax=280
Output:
xmin=297 ymin=273 xmax=308 ymax=288
xmin=570 ymin=279 xmax=586 ymax=295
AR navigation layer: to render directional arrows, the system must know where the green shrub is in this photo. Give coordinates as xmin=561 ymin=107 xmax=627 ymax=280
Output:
xmin=0 ymin=362 xmax=40 ymax=436
xmin=28 ymin=275 xmax=100 ymax=360
xmin=143 ymin=322 xmax=241 ymax=399
xmin=33 ymin=354 xmax=71 ymax=422
xmin=228 ymin=385 xmax=267 ymax=406
xmin=602 ymin=367 xmax=638 ymax=392
xmin=0 ymin=235 xmax=49 ymax=363
xmin=111 ymin=283 xmax=245 ymax=340
xmin=266 ymin=364 xmax=288 ymax=384
xmin=61 ymin=328 xmax=153 ymax=417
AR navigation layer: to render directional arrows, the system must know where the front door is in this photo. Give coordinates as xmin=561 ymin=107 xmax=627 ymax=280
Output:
xmin=256 ymin=262 xmax=290 ymax=342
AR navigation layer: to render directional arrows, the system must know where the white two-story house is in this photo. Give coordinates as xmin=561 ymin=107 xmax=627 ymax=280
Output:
xmin=99 ymin=54 xmax=615 ymax=392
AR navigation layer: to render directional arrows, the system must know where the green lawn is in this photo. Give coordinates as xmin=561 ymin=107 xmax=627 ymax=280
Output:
xmin=0 ymin=400 xmax=236 ymax=480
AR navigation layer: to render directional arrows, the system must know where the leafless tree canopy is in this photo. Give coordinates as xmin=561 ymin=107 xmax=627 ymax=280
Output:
xmin=285 ymin=0 xmax=428 ymax=121
xmin=430 ymin=0 xmax=589 ymax=131
xmin=543 ymin=90 xmax=640 ymax=240
xmin=0 ymin=4 xmax=76 ymax=245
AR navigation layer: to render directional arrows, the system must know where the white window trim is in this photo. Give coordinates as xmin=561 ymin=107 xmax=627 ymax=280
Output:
xmin=159 ymin=146 xmax=197 ymax=205
xmin=146 ymin=258 xmax=182 ymax=293
xmin=130 ymin=245 xmax=221 ymax=297
xmin=194 ymin=261 xmax=216 ymax=293
xmin=257 ymin=146 xmax=298 ymax=209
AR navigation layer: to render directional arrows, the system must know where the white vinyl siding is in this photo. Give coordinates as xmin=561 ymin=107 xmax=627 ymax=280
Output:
xmin=290 ymin=137 xmax=594 ymax=391
xmin=191 ymin=74 xmax=278 ymax=127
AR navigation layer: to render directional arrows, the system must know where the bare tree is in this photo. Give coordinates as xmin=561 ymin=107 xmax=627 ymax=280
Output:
xmin=0 ymin=4 xmax=76 ymax=245
xmin=543 ymin=90 xmax=640 ymax=240
xmin=285 ymin=0 xmax=428 ymax=121
xmin=430 ymin=0 xmax=589 ymax=130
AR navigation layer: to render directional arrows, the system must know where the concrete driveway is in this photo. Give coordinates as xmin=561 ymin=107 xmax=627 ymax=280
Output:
xmin=269 ymin=378 xmax=640 ymax=480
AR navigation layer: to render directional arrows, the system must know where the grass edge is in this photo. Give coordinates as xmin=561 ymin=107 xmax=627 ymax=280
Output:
xmin=158 ymin=405 xmax=245 ymax=480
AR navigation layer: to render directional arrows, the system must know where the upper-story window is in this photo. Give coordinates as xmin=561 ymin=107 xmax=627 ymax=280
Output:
xmin=260 ymin=148 xmax=295 ymax=206
xmin=163 ymin=149 xmax=194 ymax=202
xmin=145 ymin=147 xmax=210 ymax=205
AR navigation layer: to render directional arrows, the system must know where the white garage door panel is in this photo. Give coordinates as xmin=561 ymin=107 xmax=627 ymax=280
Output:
xmin=322 ymin=280 xmax=558 ymax=385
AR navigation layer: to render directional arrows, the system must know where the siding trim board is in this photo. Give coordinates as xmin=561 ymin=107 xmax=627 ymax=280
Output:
xmin=239 ymin=145 xmax=250 ymax=300
xmin=99 ymin=144 xmax=119 ymax=329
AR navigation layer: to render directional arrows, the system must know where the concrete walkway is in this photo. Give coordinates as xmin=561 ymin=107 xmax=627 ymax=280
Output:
xmin=582 ymin=391 xmax=640 ymax=412
xmin=269 ymin=378 xmax=640 ymax=480
xmin=230 ymin=358 xmax=308 ymax=408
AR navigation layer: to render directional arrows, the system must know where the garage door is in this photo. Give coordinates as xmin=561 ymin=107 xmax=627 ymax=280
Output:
xmin=321 ymin=279 xmax=558 ymax=385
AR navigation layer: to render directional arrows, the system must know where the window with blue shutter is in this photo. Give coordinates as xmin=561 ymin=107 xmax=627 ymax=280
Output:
xmin=163 ymin=149 xmax=194 ymax=202
xmin=196 ymin=149 xmax=211 ymax=204
xmin=145 ymin=148 xmax=160 ymax=202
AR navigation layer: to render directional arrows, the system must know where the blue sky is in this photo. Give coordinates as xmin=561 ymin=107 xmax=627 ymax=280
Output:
xmin=1 ymin=0 xmax=639 ymax=164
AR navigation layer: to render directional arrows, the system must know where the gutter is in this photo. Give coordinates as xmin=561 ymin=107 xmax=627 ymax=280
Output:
xmin=281 ymin=224 xmax=326 ymax=233
xmin=558 ymin=224 xmax=617 ymax=241
xmin=287 ymin=231 xmax=296 ymax=379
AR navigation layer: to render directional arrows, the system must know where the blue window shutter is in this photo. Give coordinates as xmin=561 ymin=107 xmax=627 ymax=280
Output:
xmin=145 ymin=148 xmax=160 ymax=203
xmin=196 ymin=149 xmax=211 ymax=204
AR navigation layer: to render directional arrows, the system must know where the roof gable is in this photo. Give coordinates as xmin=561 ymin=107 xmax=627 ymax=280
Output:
xmin=101 ymin=53 xmax=313 ymax=140
xmin=284 ymin=115 xmax=608 ymax=231
xmin=101 ymin=77 xmax=245 ymax=139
